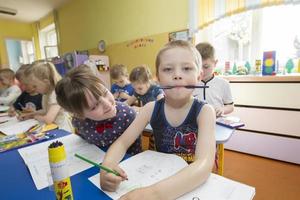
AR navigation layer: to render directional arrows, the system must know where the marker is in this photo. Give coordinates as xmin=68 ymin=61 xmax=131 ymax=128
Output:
xmin=74 ymin=153 xmax=127 ymax=180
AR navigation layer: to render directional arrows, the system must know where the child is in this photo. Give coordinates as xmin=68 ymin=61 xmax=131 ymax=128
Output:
xmin=8 ymin=64 xmax=42 ymax=116
xmin=193 ymin=42 xmax=234 ymax=117
xmin=19 ymin=62 xmax=73 ymax=132
xmin=110 ymin=64 xmax=134 ymax=102
xmin=126 ymin=65 xmax=164 ymax=107
xmin=100 ymin=40 xmax=216 ymax=199
xmin=55 ymin=65 xmax=141 ymax=154
xmin=0 ymin=68 xmax=21 ymax=106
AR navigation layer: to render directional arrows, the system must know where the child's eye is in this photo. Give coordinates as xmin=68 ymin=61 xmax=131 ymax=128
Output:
xmin=162 ymin=67 xmax=172 ymax=72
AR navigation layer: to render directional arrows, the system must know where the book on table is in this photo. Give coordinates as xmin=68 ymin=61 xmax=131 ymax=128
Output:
xmin=216 ymin=116 xmax=245 ymax=129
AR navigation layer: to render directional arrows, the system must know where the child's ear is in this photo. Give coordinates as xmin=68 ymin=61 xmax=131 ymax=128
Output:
xmin=197 ymin=70 xmax=203 ymax=81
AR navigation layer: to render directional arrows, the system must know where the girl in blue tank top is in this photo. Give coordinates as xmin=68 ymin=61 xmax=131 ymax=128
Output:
xmin=100 ymin=40 xmax=216 ymax=199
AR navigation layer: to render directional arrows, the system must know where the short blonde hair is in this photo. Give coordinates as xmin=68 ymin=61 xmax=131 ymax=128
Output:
xmin=15 ymin=64 xmax=31 ymax=83
xmin=195 ymin=42 xmax=215 ymax=60
xmin=155 ymin=40 xmax=202 ymax=77
xmin=129 ymin=65 xmax=152 ymax=83
xmin=0 ymin=68 xmax=15 ymax=85
xmin=110 ymin=64 xmax=128 ymax=80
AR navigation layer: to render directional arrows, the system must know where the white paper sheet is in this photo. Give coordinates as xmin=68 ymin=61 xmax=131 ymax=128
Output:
xmin=0 ymin=118 xmax=39 ymax=135
xmin=18 ymin=134 xmax=106 ymax=190
xmin=89 ymin=151 xmax=255 ymax=200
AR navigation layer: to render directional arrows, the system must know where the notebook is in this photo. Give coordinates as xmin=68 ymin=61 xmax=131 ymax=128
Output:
xmin=216 ymin=116 xmax=245 ymax=129
xmin=89 ymin=151 xmax=255 ymax=200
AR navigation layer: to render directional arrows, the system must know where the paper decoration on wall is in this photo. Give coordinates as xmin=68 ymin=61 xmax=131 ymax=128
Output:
xmin=169 ymin=29 xmax=189 ymax=42
xmin=262 ymin=51 xmax=276 ymax=75
xmin=126 ymin=38 xmax=154 ymax=49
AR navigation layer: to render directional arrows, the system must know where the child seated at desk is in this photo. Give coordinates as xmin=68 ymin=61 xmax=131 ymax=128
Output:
xmin=100 ymin=40 xmax=216 ymax=199
xmin=110 ymin=64 xmax=134 ymax=102
xmin=55 ymin=65 xmax=141 ymax=154
xmin=193 ymin=42 xmax=234 ymax=117
xmin=8 ymin=64 xmax=42 ymax=116
xmin=0 ymin=68 xmax=21 ymax=106
xmin=18 ymin=61 xmax=73 ymax=132
xmin=125 ymin=65 xmax=164 ymax=108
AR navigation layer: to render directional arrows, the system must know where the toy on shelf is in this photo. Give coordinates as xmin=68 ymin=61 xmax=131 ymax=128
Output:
xmin=255 ymin=60 xmax=262 ymax=75
xmin=245 ymin=61 xmax=251 ymax=74
xmin=262 ymin=51 xmax=276 ymax=76
xmin=285 ymin=59 xmax=294 ymax=74
xmin=224 ymin=61 xmax=232 ymax=75
xmin=232 ymin=62 xmax=237 ymax=74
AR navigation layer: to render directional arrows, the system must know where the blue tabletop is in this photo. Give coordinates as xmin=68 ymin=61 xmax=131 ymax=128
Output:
xmin=0 ymin=126 xmax=234 ymax=200
xmin=0 ymin=129 xmax=111 ymax=200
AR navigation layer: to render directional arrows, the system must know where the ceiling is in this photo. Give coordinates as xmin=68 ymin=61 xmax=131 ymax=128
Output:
xmin=0 ymin=0 xmax=69 ymax=22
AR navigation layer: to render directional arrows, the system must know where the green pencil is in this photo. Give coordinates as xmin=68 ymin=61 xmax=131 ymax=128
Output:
xmin=74 ymin=153 xmax=127 ymax=179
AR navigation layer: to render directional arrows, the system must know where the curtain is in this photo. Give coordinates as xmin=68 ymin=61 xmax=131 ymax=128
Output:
xmin=198 ymin=0 xmax=300 ymax=29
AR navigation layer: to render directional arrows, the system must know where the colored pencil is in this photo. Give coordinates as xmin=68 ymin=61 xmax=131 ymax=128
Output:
xmin=74 ymin=153 xmax=127 ymax=179
xmin=160 ymin=85 xmax=209 ymax=89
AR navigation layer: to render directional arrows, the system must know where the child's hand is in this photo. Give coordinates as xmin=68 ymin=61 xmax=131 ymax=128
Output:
xmin=8 ymin=107 xmax=16 ymax=117
xmin=119 ymin=186 xmax=159 ymax=200
xmin=100 ymin=165 xmax=127 ymax=192
xmin=17 ymin=113 xmax=34 ymax=121
xmin=214 ymin=107 xmax=224 ymax=117
xmin=119 ymin=92 xmax=130 ymax=100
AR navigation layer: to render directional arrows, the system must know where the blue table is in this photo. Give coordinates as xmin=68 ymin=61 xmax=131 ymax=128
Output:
xmin=0 ymin=126 xmax=234 ymax=199
xmin=0 ymin=129 xmax=111 ymax=200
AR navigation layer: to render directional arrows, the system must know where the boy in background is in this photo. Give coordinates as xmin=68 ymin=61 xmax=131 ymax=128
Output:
xmin=193 ymin=42 xmax=234 ymax=117
xmin=8 ymin=64 xmax=43 ymax=116
xmin=0 ymin=68 xmax=21 ymax=106
xmin=110 ymin=64 xmax=134 ymax=102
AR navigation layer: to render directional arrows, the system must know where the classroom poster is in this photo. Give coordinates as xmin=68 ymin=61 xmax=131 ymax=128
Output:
xmin=262 ymin=51 xmax=276 ymax=75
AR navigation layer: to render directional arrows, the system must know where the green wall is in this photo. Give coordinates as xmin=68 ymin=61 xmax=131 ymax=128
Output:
xmin=57 ymin=0 xmax=189 ymax=53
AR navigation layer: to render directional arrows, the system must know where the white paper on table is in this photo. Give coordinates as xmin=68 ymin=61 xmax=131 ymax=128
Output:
xmin=18 ymin=134 xmax=106 ymax=190
xmin=0 ymin=118 xmax=39 ymax=135
xmin=89 ymin=151 xmax=255 ymax=200
xmin=0 ymin=116 xmax=16 ymax=123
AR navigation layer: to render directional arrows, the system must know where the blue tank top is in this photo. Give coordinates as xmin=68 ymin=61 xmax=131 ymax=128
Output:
xmin=150 ymin=98 xmax=205 ymax=163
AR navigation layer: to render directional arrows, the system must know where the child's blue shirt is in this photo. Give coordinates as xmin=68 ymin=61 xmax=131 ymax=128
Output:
xmin=150 ymin=98 xmax=205 ymax=163
xmin=134 ymin=84 xmax=163 ymax=106
xmin=111 ymin=83 xmax=134 ymax=102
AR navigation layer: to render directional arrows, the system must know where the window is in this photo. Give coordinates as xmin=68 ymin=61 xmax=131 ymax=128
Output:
xmin=196 ymin=4 xmax=300 ymax=75
xmin=39 ymin=23 xmax=58 ymax=60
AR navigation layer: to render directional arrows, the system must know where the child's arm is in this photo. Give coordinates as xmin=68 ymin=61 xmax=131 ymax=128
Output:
xmin=215 ymin=104 xmax=234 ymax=117
xmin=100 ymin=102 xmax=154 ymax=190
xmin=120 ymin=104 xmax=216 ymax=200
xmin=8 ymin=106 xmax=16 ymax=116
xmin=33 ymin=104 xmax=61 ymax=124
xmin=0 ymin=88 xmax=21 ymax=106
xmin=125 ymin=95 xmax=137 ymax=106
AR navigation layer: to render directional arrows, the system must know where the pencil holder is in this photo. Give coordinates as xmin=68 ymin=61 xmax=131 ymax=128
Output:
xmin=48 ymin=141 xmax=74 ymax=200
